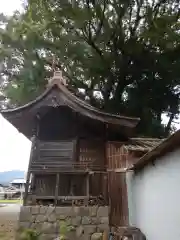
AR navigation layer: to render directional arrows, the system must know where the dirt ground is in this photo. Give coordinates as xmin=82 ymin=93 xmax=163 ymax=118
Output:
xmin=0 ymin=219 xmax=17 ymax=240
xmin=0 ymin=205 xmax=21 ymax=240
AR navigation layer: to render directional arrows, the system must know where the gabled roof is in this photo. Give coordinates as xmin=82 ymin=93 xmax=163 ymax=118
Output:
xmin=1 ymin=78 xmax=140 ymax=138
xmin=131 ymin=130 xmax=180 ymax=170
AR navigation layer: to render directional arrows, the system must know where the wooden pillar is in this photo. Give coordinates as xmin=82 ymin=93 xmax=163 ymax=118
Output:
xmin=30 ymin=173 xmax=36 ymax=192
xmin=24 ymin=115 xmax=39 ymax=205
xmin=24 ymin=135 xmax=36 ymax=205
xmin=104 ymin=124 xmax=109 ymax=204
xmin=84 ymin=173 xmax=90 ymax=205
xmin=75 ymin=112 xmax=79 ymax=162
xmin=55 ymin=173 xmax=60 ymax=206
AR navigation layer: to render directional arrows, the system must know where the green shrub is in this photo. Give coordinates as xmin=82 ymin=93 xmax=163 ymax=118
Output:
xmin=59 ymin=220 xmax=75 ymax=240
xmin=19 ymin=228 xmax=40 ymax=240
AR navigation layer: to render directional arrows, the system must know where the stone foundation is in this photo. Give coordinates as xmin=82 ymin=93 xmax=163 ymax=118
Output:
xmin=17 ymin=206 xmax=109 ymax=240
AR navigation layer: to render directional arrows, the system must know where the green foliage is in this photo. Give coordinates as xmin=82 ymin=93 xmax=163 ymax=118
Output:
xmin=19 ymin=228 xmax=40 ymax=240
xmin=16 ymin=221 xmax=74 ymax=240
xmin=0 ymin=0 xmax=180 ymax=136
xmin=59 ymin=220 xmax=75 ymax=240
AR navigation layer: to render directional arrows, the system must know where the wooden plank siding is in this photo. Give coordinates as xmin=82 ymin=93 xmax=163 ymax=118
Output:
xmin=27 ymin=139 xmax=108 ymax=204
xmin=107 ymin=142 xmax=129 ymax=227
xmin=30 ymin=139 xmax=105 ymax=172
xmin=80 ymin=139 xmax=108 ymax=203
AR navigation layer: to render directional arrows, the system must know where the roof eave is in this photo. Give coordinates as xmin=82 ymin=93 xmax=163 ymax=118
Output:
xmin=1 ymin=82 xmax=140 ymax=138
xmin=130 ymin=130 xmax=180 ymax=171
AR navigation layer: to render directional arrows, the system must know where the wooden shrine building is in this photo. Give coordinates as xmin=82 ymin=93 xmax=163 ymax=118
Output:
xmin=1 ymin=72 xmax=140 ymax=226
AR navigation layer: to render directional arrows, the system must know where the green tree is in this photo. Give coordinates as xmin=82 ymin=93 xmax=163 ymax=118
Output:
xmin=0 ymin=0 xmax=180 ymax=137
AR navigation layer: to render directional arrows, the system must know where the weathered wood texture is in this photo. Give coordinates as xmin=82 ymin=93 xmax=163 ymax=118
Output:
xmin=34 ymin=174 xmax=56 ymax=196
xmin=30 ymin=139 xmax=105 ymax=172
xmin=79 ymin=139 xmax=105 ymax=170
xmin=107 ymin=142 xmax=127 ymax=169
xmin=57 ymin=174 xmax=87 ymax=196
xmin=108 ymin=172 xmax=129 ymax=226
xmin=30 ymin=141 xmax=77 ymax=172
xmin=107 ymin=142 xmax=129 ymax=226
xmin=107 ymin=142 xmax=143 ymax=169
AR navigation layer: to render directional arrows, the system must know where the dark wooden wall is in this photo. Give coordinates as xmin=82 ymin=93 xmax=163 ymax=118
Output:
xmin=38 ymin=106 xmax=105 ymax=141
xmin=33 ymin=173 xmax=87 ymax=197
xmin=38 ymin=107 xmax=77 ymax=140
xmin=34 ymin=174 xmax=56 ymax=196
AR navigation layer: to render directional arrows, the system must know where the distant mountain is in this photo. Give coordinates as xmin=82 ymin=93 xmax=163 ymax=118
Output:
xmin=0 ymin=170 xmax=25 ymax=185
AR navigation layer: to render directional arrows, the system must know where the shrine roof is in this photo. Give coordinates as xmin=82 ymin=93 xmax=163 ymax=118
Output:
xmin=1 ymin=75 xmax=140 ymax=138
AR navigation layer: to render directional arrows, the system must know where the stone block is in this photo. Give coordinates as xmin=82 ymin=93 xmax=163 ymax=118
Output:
xmin=48 ymin=213 xmax=57 ymax=222
xmin=100 ymin=217 xmax=109 ymax=224
xmin=91 ymin=232 xmax=103 ymax=240
xmin=29 ymin=215 xmax=36 ymax=223
xmin=55 ymin=207 xmax=71 ymax=216
xmin=19 ymin=207 xmax=31 ymax=221
xmin=19 ymin=221 xmax=31 ymax=229
xmin=90 ymin=206 xmax=98 ymax=217
xmin=83 ymin=225 xmax=97 ymax=235
xmin=35 ymin=214 xmax=47 ymax=223
xmin=31 ymin=222 xmax=43 ymax=231
xmin=66 ymin=217 xmax=72 ymax=226
xmin=46 ymin=207 xmax=55 ymax=216
xmin=71 ymin=206 xmax=80 ymax=216
xmin=79 ymin=234 xmax=91 ymax=240
xmin=40 ymin=234 xmax=58 ymax=240
xmin=91 ymin=217 xmax=100 ymax=225
xmin=97 ymin=207 xmax=109 ymax=217
xmin=21 ymin=206 xmax=31 ymax=213
xmin=71 ymin=216 xmax=82 ymax=226
xmin=82 ymin=216 xmax=91 ymax=225
xmin=66 ymin=230 xmax=77 ymax=239
xmin=79 ymin=206 xmax=90 ymax=216
xmin=41 ymin=222 xmax=58 ymax=234
xmin=57 ymin=215 xmax=67 ymax=220
xmin=31 ymin=206 xmax=40 ymax=215
xmin=97 ymin=224 xmax=109 ymax=233
xmin=76 ymin=225 xmax=84 ymax=237
xmin=40 ymin=206 xmax=48 ymax=214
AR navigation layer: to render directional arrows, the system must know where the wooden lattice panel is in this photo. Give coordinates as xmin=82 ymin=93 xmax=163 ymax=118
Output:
xmin=107 ymin=142 xmax=129 ymax=169
xmin=79 ymin=140 xmax=104 ymax=167
xmin=34 ymin=174 xmax=56 ymax=196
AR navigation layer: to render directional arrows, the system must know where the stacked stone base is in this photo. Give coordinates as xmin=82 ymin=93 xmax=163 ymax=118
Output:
xmin=17 ymin=206 xmax=109 ymax=240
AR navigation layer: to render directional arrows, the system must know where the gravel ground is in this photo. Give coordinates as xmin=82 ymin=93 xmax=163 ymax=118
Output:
xmin=0 ymin=204 xmax=21 ymax=240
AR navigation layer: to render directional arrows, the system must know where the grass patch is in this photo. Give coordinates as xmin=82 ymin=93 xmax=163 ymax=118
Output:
xmin=0 ymin=199 xmax=22 ymax=204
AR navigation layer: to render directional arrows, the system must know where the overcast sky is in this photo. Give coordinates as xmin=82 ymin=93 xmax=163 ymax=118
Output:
xmin=0 ymin=0 xmax=179 ymax=173
xmin=0 ymin=0 xmax=30 ymax=173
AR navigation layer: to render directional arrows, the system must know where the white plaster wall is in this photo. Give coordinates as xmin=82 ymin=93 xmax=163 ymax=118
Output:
xmin=128 ymin=148 xmax=180 ymax=240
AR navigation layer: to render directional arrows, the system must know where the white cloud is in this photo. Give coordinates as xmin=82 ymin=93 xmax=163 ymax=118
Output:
xmin=0 ymin=0 xmax=23 ymax=16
